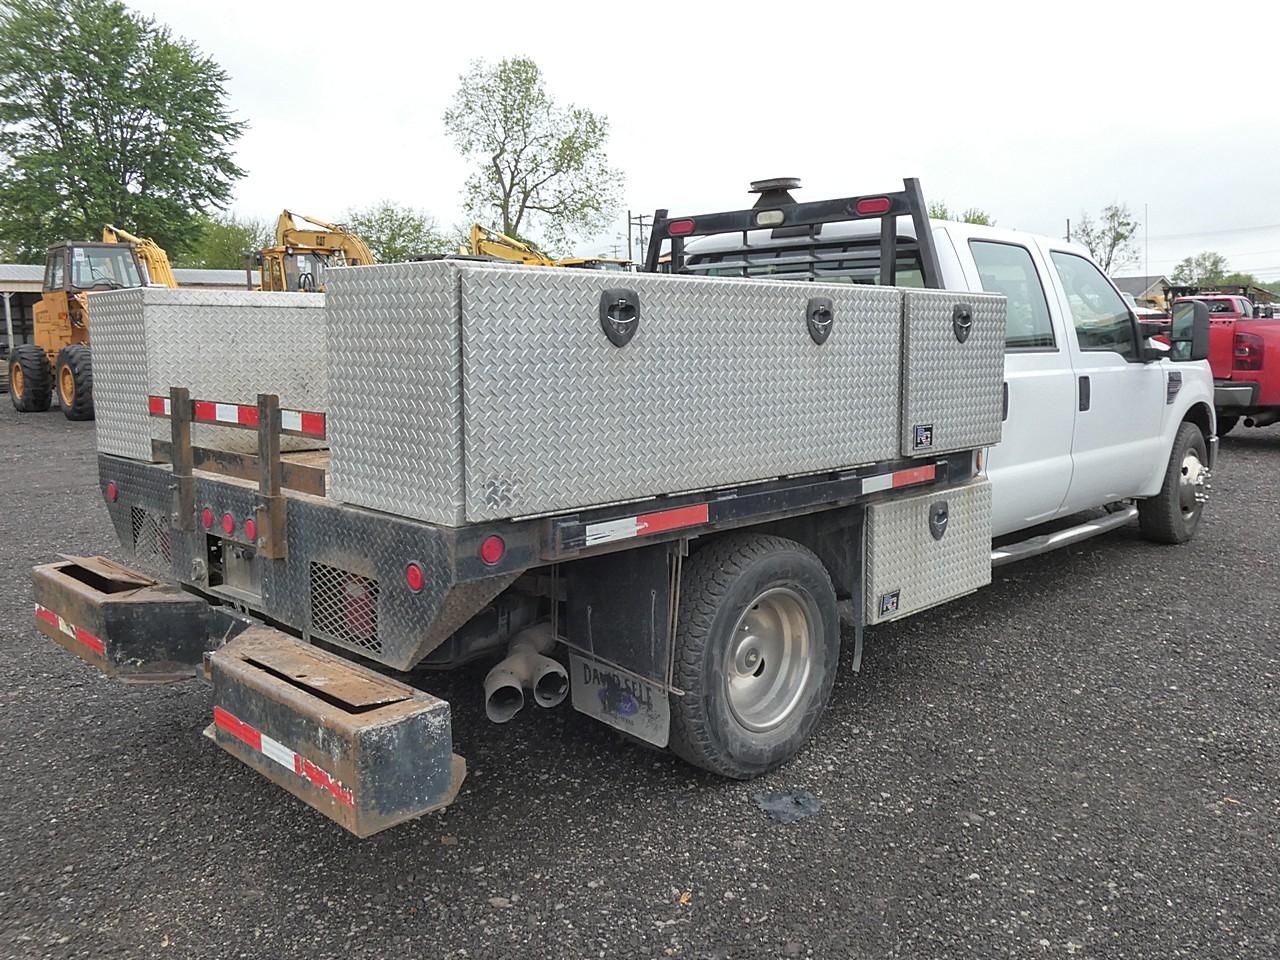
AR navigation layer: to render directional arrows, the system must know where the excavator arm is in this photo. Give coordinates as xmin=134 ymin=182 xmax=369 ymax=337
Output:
xmin=275 ymin=210 xmax=375 ymax=268
xmin=102 ymin=225 xmax=177 ymax=288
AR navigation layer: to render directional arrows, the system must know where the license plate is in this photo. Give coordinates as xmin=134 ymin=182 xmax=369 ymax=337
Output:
xmin=569 ymin=652 xmax=670 ymax=748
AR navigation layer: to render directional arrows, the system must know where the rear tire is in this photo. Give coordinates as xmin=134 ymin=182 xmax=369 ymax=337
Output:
xmin=55 ymin=344 xmax=94 ymax=421
xmin=1217 ymin=414 xmax=1238 ymax=436
xmin=668 ymin=534 xmax=840 ymax=779
xmin=9 ymin=344 xmax=52 ymax=413
xmin=1138 ymin=422 xmax=1209 ymax=544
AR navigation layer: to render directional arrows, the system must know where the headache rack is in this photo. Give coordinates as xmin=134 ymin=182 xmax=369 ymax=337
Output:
xmin=643 ymin=176 xmax=944 ymax=289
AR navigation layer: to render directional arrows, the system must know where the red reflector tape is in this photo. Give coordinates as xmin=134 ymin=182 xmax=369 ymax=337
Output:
xmin=212 ymin=706 xmax=354 ymax=807
xmin=34 ymin=603 xmax=105 ymax=656
xmin=146 ymin=397 xmax=326 ymax=438
xmin=892 ymin=464 xmax=937 ymax=487
xmin=861 ymin=463 xmax=938 ymax=495
xmin=584 ymin=503 xmax=710 ymax=546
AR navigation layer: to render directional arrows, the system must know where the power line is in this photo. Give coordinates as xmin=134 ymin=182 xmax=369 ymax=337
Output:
xmin=1143 ymin=222 xmax=1280 ymax=241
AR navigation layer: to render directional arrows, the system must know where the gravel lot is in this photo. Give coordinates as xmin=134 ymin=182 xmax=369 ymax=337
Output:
xmin=1 ymin=404 xmax=1277 ymax=960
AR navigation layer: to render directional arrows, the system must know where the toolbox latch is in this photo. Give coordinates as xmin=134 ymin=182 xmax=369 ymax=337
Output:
xmin=599 ymin=288 xmax=640 ymax=347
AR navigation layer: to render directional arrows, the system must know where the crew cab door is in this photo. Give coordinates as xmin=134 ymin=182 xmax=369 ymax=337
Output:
xmin=1041 ymin=246 xmax=1165 ymax=511
xmin=964 ymin=237 xmax=1075 ymax=537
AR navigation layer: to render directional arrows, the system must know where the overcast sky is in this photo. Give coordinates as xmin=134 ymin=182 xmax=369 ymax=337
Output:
xmin=133 ymin=0 xmax=1280 ymax=280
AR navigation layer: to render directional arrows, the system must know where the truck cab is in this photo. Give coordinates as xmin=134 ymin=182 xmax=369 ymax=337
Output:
xmin=683 ymin=206 xmax=1216 ymax=542
xmin=1176 ymin=293 xmax=1280 ymax=433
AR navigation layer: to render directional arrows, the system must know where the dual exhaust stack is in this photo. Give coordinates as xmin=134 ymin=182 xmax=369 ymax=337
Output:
xmin=483 ymin=623 xmax=568 ymax=723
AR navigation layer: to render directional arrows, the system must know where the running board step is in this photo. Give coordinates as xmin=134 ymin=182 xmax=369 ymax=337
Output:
xmin=206 ymin=629 xmax=465 ymax=837
xmin=990 ymin=505 xmax=1138 ymax=567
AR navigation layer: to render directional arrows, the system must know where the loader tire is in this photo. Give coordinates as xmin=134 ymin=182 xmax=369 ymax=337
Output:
xmin=1138 ymin=422 xmax=1208 ymax=545
xmin=9 ymin=344 xmax=52 ymax=413
xmin=55 ymin=344 xmax=94 ymax=421
xmin=668 ymin=533 xmax=840 ymax=779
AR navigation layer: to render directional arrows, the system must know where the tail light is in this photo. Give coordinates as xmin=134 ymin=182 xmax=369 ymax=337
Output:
xmin=1233 ymin=332 xmax=1265 ymax=371
xmin=855 ymin=197 xmax=892 ymax=216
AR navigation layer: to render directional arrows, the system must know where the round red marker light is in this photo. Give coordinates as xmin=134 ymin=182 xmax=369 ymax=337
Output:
xmin=221 ymin=513 xmax=235 ymax=535
xmin=201 ymin=508 xmax=214 ymax=530
xmin=106 ymin=481 xmax=118 ymax=502
xmin=480 ymin=535 xmax=505 ymax=565
xmin=244 ymin=518 xmax=258 ymax=542
xmin=405 ymin=562 xmax=425 ymax=593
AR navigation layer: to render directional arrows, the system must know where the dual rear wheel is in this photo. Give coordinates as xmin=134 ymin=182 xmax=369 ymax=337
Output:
xmin=668 ymin=534 xmax=841 ymax=779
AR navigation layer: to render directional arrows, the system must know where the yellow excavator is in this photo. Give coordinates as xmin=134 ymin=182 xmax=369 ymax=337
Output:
xmin=251 ymin=210 xmax=376 ymax=292
xmin=464 ymin=224 xmax=631 ymax=271
xmin=9 ymin=226 xmax=176 ymax=420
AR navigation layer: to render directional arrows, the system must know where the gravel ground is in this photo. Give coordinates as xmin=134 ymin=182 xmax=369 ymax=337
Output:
xmin=1 ymin=404 xmax=1277 ymax=960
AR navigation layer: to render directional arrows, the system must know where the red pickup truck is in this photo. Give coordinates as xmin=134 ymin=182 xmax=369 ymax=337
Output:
xmin=1177 ymin=295 xmax=1280 ymax=433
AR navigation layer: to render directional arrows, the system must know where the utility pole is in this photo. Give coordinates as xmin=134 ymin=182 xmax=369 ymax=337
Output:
xmin=628 ymin=212 xmax=651 ymax=266
xmin=1065 ymin=218 xmax=1071 ymax=242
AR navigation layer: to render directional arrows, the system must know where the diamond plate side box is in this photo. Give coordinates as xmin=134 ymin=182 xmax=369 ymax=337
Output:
xmin=325 ymin=260 xmax=905 ymax=525
xmin=91 ymin=288 xmax=328 ymax=461
xmin=865 ymin=477 xmax=992 ymax=625
xmin=325 ymin=262 xmax=465 ymax=527
xmin=900 ymin=290 xmax=1005 ymax=457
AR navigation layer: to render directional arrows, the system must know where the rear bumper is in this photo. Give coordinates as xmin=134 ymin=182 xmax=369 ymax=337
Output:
xmin=32 ymin=555 xmax=464 ymax=836
xmin=1214 ymin=380 xmax=1260 ymax=409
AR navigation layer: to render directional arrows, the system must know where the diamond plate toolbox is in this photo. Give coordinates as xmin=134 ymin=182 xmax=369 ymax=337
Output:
xmin=900 ymin=289 xmax=1005 ymax=457
xmin=91 ymin=288 xmax=328 ymax=461
xmin=326 ymin=260 xmax=905 ymax=525
xmin=865 ymin=477 xmax=992 ymax=625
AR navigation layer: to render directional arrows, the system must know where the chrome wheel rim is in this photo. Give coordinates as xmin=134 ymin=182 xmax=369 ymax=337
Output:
xmin=723 ymin=587 xmax=816 ymax=733
xmin=1178 ymin=450 xmax=1207 ymax=518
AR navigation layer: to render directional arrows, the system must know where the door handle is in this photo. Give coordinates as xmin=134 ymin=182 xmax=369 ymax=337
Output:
xmin=1002 ymin=381 xmax=1009 ymax=422
xmin=1078 ymin=375 xmax=1091 ymax=412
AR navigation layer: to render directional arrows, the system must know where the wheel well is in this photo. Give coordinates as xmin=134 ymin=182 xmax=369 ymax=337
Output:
xmin=1183 ymin=401 xmax=1213 ymax=442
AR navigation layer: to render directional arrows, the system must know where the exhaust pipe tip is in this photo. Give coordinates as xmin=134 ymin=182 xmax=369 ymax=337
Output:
xmin=531 ymin=657 xmax=569 ymax=709
xmin=483 ymin=665 xmax=526 ymax=723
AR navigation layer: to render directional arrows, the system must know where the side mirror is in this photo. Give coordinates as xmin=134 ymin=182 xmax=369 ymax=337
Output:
xmin=1138 ymin=316 xmax=1174 ymax=362
xmin=1169 ymin=300 xmax=1211 ymax=362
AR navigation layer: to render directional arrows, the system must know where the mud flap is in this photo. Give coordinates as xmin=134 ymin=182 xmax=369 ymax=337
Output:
xmin=206 ymin=629 xmax=465 ymax=837
xmin=32 ymin=556 xmax=237 ymax=681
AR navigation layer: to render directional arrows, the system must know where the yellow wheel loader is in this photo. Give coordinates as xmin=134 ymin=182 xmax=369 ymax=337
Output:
xmin=9 ymin=227 xmax=175 ymax=420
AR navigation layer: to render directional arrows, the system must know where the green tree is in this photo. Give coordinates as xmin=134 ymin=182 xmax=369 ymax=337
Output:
xmin=177 ymin=213 xmax=272 ymax=270
xmin=1172 ymin=251 xmax=1230 ymax=286
xmin=344 ymin=201 xmax=451 ymax=262
xmin=0 ymin=0 xmax=244 ymax=261
xmin=443 ymin=56 xmax=622 ymax=252
xmin=1072 ymin=203 xmax=1139 ymax=274
xmin=927 ymin=201 xmax=995 ymax=225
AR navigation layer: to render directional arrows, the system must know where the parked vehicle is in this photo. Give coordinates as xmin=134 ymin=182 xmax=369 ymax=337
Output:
xmin=1175 ymin=293 xmax=1280 ymax=433
xmin=9 ymin=227 xmax=176 ymax=420
xmin=30 ymin=178 xmax=1215 ymax=837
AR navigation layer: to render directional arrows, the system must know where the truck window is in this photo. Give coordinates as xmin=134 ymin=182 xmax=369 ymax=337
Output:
xmin=969 ymin=241 xmax=1055 ymax=350
xmin=1050 ymin=252 xmax=1136 ymax=359
xmin=48 ymin=253 xmax=64 ymax=290
xmin=688 ymin=240 xmax=926 ymax=287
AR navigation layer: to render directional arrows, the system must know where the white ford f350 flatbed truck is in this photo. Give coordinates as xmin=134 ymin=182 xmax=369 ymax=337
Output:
xmin=30 ymin=178 xmax=1216 ymax=836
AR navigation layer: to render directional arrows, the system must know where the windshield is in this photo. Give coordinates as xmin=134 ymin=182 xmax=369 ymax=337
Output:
xmin=69 ymin=247 xmax=143 ymax=290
